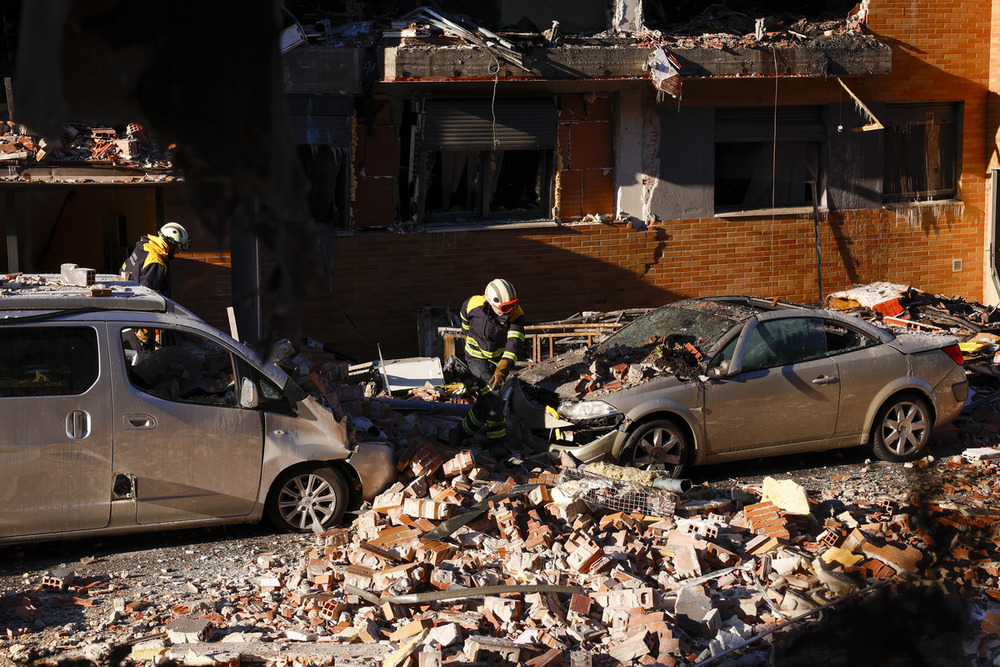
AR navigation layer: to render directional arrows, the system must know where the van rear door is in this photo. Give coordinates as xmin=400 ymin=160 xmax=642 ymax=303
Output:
xmin=0 ymin=324 xmax=113 ymax=537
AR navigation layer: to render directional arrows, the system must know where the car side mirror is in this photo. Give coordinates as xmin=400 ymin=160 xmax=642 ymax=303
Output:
xmin=240 ymin=377 xmax=259 ymax=408
xmin=710 ymin=360 xmax=730 ymax=378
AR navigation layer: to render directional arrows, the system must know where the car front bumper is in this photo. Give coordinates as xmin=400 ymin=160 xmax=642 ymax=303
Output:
xmin=505 ymin=380 xmax=624 ymax=463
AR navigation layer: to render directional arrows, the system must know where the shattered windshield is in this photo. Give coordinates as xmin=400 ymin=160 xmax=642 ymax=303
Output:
xmin=598 ymin=301 xmax=741 ymax=353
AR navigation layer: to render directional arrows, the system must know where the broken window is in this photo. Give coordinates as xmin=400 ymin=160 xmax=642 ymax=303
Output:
xmin=882 ymin=103 xmax=959 ymax=204
xmin=288 ymin=95 xmax=352 ymax=229
xmin=416 ymin=98 xmax=556 ymax=224
xmin=714 ymin=106 xmax=825 ymax=213
xmin=121 ymin=327 xmax=239 ymax=407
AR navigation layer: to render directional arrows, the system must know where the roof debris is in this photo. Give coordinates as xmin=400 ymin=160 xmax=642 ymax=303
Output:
xmin=0 ymin=121 xmax=176 ymax=184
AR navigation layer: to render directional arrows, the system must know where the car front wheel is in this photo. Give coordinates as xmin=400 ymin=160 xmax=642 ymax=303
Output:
xmin=267 ymin=466 xmax=348 ymax=533
xmin=871 ymin=395 xmax=932 ymax=462
xmin=620 ymin=419 xmax=689 ymax=478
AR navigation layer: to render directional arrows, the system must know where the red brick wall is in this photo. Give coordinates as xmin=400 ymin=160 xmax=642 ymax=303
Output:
xmin=558 ymin=94 xmax=615 ymax=220
xmin=164 ymin=186 xmax=233 ymax=332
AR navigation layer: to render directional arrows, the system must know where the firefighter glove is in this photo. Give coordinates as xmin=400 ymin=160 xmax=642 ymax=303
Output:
xmin=489 ymin=359 xmax=513 ymax=390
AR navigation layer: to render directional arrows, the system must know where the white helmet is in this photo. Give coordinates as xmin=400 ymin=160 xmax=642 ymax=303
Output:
xmin=159 ymin=222 xmax=190 ymax=249
xmin=485 ymin=278 xmax=518 ymax=313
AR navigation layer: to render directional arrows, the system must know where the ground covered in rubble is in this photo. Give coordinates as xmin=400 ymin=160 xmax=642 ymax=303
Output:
xmin=4 ymin=429 xmax=1000 ymax=667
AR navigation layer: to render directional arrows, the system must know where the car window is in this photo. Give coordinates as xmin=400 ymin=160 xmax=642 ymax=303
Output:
xmin=120 ymin=327 xmax=241 ymax=407
xmin=0 ymin=326 xmax=98 ymax=397
xmin=824 ymin=320 xmax=877 ymax=354
xmin=742 ymin=317 xmax=828 ymax=371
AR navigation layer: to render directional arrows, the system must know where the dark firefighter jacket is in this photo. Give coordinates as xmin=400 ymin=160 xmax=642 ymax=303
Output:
xmin=460 ymin=294 xmax=526 ymax=367
xmin=122 ymin=234 xmax=172 ymax=296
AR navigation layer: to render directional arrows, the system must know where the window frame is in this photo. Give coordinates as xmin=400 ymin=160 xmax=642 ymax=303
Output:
xmin=713 ymin=105 xmax=828 ymax=215
xmin=881 ymin=102 xmax=960 ymax=204
xmin=414 ymin=97 xmax=558 ymax=226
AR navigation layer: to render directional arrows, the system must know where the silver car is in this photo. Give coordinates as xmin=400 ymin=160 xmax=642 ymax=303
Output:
xmin=505 ymin=296 xmax=969 ymax=477
xmin=0 ymin=270 xmax=395 ymax=544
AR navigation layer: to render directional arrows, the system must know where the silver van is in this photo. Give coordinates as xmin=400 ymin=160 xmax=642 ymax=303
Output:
xmin=0 ymin=268 xmax=395 ymax=543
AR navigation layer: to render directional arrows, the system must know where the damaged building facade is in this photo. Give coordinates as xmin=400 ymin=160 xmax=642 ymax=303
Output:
xmin=2 ymin=1 xmax=999 ymax=360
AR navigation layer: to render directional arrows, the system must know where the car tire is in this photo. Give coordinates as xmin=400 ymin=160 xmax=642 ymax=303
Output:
xmin=871 ymin=395 xmax=932 ymax=462
xmin=620 ymin=419 xmax=689 ymax=478
xmin=266 ymin=466 xmax=348 ymax=533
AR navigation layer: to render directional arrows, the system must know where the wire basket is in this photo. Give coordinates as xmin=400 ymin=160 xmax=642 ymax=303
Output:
xmin=557 ymin=467 xmax=677 ymax=518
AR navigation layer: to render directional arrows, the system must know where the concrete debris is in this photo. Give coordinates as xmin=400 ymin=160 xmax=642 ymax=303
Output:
xmin=761 ymin=477 xmax=811 ymax=516
xmin=9 ymin=425 xmax=1000 ymax=665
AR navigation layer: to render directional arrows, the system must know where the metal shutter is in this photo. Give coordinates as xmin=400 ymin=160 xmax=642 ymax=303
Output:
xmin=422 ymin=98 xmax=557 ymax=151
xmin=715 ymin=106 xmax=827 ymax=143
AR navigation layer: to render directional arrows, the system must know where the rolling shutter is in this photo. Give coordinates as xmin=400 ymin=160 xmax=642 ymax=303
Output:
xmin=715 ymin=106 xmax=826 ymax=143
xmin=423 ymin=98 xmax=557 ymax=151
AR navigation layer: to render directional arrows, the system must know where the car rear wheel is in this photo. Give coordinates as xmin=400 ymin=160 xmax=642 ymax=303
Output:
xmin=267 ymin=466 xmax=347 ymax=533
xmin=871 ymin=395 xmax=931 ymax=462
xmin=620 ymin=419 xmax=689 ymax=478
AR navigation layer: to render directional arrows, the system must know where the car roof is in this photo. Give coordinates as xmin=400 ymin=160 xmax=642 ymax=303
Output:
xmin=671 ymin=295 xmax=896 ymax=343
xmin=669 ymin=295 xmax=806 ymax=321
xmin=0 ymin=271 xmax=170 ymax=314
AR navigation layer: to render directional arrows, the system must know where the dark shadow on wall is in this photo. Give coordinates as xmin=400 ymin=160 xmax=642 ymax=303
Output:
xmin=171 ymin=258 xmax=233 ymax=333
xmin=826 ymin=212 xmax=861 ymax=286
xmin=302 ymin=227 xmax=687 ymax=361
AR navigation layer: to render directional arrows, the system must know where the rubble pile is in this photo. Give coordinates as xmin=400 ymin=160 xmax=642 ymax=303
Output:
xmin=9 ymin=446 xmax=1000 ymax=666
xmin=0 ymin=121 xmax=174 ymax=183
xmin=651 ymin=4 xmax=874 ymax=50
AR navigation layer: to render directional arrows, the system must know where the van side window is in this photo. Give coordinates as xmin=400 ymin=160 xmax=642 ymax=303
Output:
xmin=0 ymin=327 xmax=99 ymax=397
xmin=120 ymin=327 xmax=238 ymax=407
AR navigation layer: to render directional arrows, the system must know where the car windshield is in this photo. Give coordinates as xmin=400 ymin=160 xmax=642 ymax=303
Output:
xmin=597 ymin=301 xmax=742 ymax=353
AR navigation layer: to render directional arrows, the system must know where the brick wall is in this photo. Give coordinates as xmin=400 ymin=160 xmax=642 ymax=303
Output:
xmin=165 ymin=186 xmax=234 ymax=332
xmin=558 ymin=93 xmax=615 ymax=220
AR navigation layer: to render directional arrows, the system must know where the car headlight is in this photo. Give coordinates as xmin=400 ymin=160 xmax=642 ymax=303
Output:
xmin=558 ymin=400 xmax=621 ymax=421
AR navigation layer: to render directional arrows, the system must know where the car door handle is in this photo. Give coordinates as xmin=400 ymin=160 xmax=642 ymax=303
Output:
xmin=66 ymin=410 xmax=90 ymax=439
xmin=124 ymin=414 xmax=157 ymax=430
xmin=811 ymin=375 xmax=839 ymax=385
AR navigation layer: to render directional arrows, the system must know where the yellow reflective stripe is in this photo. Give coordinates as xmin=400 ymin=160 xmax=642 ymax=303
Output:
xmin=465 ymin=347 xmax=503 ymax=361
xmin=501 ymin=351 xmax=517 ymax=362
xmin=467 ymin=411 xmax=485 ymax=428
xmin=506 ymin=330 xmax=524 ymax=341
xmin=465 ymin=340 xmax=502 ymax=360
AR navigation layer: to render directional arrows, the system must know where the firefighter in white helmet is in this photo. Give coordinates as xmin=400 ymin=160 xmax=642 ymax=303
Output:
xmin=450 ymin=278 xmax=526 ymax=447
xmin=122 ymin=222 xmax=190 ymax=297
